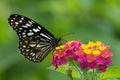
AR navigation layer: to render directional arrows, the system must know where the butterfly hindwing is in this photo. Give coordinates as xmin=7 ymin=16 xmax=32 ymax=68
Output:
xmin=19 ymin=37 xmax=53 ymax=62
xmin=8 ymin=14 xmax=60 ymax=62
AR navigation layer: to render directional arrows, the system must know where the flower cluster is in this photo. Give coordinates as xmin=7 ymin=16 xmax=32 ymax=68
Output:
xmin=52 ymin=40 xmax=113 ymax=72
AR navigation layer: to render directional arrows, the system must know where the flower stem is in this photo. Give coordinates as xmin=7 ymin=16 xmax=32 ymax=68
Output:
xmin=94 ymin=69 xmax=97 ymax=80
xmin=71 ymin=60 xmax=82 ymax=79
xmin=92 ymin=69 xmax=98 ymax=80
xmin=66 ymin=59 xmax=73 ymax=80
xmin=66 ymin=68 xmax=73 ymax=80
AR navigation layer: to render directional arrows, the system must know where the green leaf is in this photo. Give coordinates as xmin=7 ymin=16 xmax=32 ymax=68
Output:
xmin=100 ymin=66 xmax=120 ymax=79
xmin=47 ymin=65 xmax=80 ymax=79
xmin=70 ymin=65 xmax=81 ymax=78
xmin=47 ymin=65 xmax=66 ymax=74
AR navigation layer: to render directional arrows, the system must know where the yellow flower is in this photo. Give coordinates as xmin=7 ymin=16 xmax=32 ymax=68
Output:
xmin=99 ymin=46 xmax=106 ymax=51
xmin=56 ymin=45 xmax=65 ymax=50
xmin=56 ymin=46 xmax=61 ymax=50
xmin=93 ymin=50 xmax=100 ymax=55
xmin=60 ymin=45 xmax=65 ymax=49
xmin=67 ymin=41 xmax=73 ymax=45
xmin=96 ymin=41 xmax=102 ymax=46
xmin=84 ymin=49 xmax=92 ymax=54
xmin=81 ymin=44 xmax=89 ymax=49
xmin=88 ymin=41 xmax=95 ymax=47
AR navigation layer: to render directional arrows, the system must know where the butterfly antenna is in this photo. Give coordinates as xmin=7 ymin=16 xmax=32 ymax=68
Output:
xmin=60 ymin=32 xmax=75 ymax=38
xmin=59 ymin=32 xmax=75 ymax=42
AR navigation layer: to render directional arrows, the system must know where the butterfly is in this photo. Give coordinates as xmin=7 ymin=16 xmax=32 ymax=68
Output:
xmin=8 ymin=14 xmax=61 ymax=62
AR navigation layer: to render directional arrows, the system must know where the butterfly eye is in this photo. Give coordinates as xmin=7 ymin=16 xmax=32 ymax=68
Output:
xmin=8 ymin=14 xmax=60 ymax=62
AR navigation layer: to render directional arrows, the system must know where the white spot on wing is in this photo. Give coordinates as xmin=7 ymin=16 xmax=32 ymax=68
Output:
xmin=23 ymin=45 xmax=26 ymax=48
xmin=19 ymin=20 xmax=22 ymax=23
xmin=10 ymin=22 xmax=13 ymax=25
xmin=19 ymin=28 xmax=23 ymax=30
xmin=38 ymin=26 xmax=41 ymax=29
xmin=15 ymin=15 xmax=18 ymax=17
xmin=22 ymin=52 xmax=25 ymax=54
xmin=24 ymin=40 xmax=28 ymax=43
xmin=40 ymin=33 xmax=50 ymax=39
xmin=13 ymin=18 xmax=15 ymax=20
xmin=25 ymin=53 xmax=29 ymax=55
xmin=30 ymin=53 xmax=35 ymax=56
xmin=26 ymin=49 xmax=29 ymax=52
xmin=27 ymin=32 xmax=34 ymax=36
xmin=33 ymin=28 xmax=40 ymax=32
xmin=11 ymin=20 xmax=13 ymax=22
xmin=26 ymin=23 xmax=31 ymax=26
xmin=23 ymin=35 xmax=26 ymax=37
xmin=22 ymin=32 xmax=25 ymax=35
xmin=19 ymin=42 xmax=22 ymax=44
xmin=29 ymin=44 xmax=36 ymax=47
xmin=15 ymin=22 xmax=19 ymax=25
xmin=33 ymin=57 xmax=36 ymax=62
xmin=18 ymin=31 xmax=21 ymax=33
xmin=21 ymin=17 xmax=24 ymax=20
xmin=37 ymin=44 xmax=41 ymax=47
xmin=36 ymin=55 xmax=38 ymax=58
xmin=22 ymin=25 xmax=28 ymax=28
xmin=28 ymin=21 xmax=33 ymax=25
xmin=21 ymin=48 xmax=24 ymax=51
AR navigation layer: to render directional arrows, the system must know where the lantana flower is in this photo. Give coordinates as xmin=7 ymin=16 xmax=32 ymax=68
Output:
xmin=52 ymin=40 xmax=113 ymax=72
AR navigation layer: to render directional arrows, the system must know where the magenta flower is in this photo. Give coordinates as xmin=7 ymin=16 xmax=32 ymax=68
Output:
xmin=98 ymin=64 xmax=107 ymax=72
xmin=80 ymin=61 xmax=88 ymax=70
xmin=88 ymin=61 xmax=96 ymax=69
xmin=77 ymin=54 xmax=87 ymax=63
xmin=65 ymin=49 xmax=74 ymax=57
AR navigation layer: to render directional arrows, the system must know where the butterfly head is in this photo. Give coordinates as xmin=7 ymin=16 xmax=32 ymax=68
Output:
xmin=54 ymin=38 xmax=61 ymax=47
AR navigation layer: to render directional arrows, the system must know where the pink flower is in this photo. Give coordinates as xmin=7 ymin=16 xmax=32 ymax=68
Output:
xmin=65 ymin=49 xmax=74 ymax=57
xmin=77 ymin=54 xmax=87 ymax=63
xmin=51 ymin=41 xmax=113 ymax=72
xmin=52 ymin=56 xmax=67 ymax=69
xmin=88 ymin=61 xmax=96 ymax=69
xmin=101 ymin=49 xmax=113 ymax=58
xmin=71 ymin=41 xmax=81 ymax=50
xmin=98 ymin=64 xmax=107 ymax=72
xmin=104 ymin=58 xmax=112 ymax=66
xmin=52 ymin=40 xmax=82 ymax=68
xmin=80 ymin=62 xmax=88 ymax=70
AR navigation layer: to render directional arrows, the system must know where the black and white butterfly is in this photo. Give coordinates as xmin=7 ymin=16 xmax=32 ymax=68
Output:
xmin=8 ymin=14 xmax=61 ymax=62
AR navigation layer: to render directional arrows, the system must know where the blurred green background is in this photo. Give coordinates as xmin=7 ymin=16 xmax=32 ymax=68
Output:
xmin=0 ymin=0 xmax=120 ymax=80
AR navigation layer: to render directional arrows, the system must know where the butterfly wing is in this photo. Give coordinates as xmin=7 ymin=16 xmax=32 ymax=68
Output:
xmin=8 ymin=14 xmax=58 ymax=62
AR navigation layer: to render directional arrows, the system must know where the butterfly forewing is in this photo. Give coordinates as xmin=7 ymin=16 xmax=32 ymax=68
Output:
xmin=8 ymin=14 xmax=60 ymax=62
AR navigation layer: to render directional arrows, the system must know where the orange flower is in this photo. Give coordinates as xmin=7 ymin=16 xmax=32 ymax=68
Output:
xmin=87 ymin=54 xmax=96 ymax=62
xmin=101 ymin=49 xmax=113 ymax=58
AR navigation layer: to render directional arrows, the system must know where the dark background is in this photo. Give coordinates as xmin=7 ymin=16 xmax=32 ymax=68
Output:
xmin=0 ymin=0 xmax=120 ymax=80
